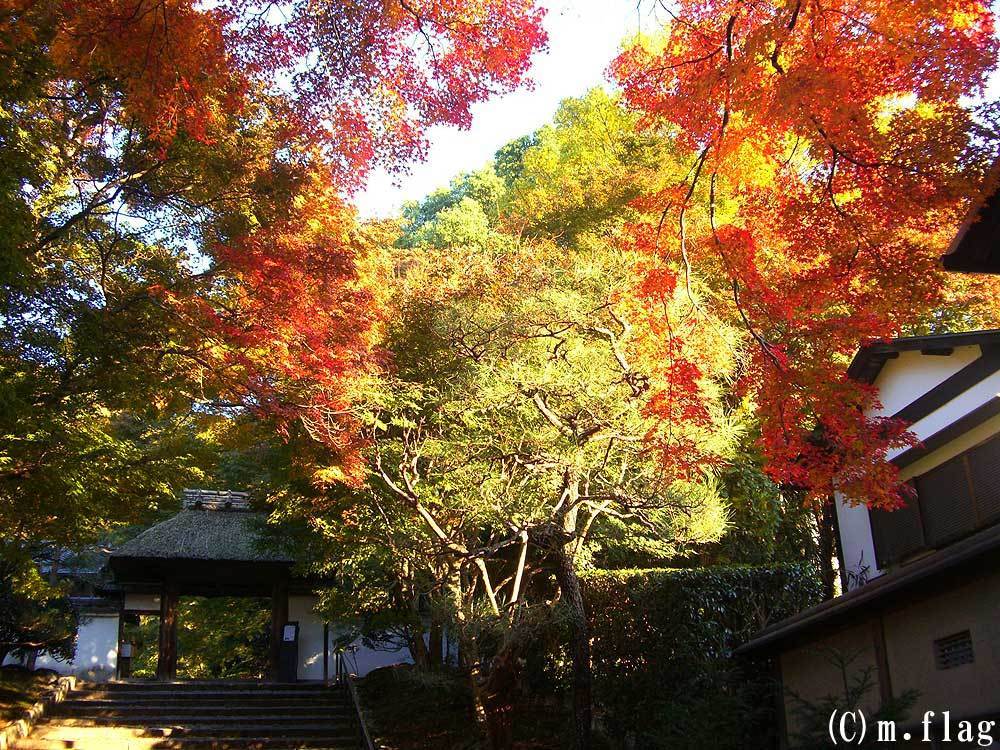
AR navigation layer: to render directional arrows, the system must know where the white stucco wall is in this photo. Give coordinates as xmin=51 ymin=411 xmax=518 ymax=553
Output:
xmin=834 ymin=492 xmax=880 ymax=587
xmin=4 ymin=598 xmax=416 ymax=682
xmin=869 ymin=347 xmax=980 ymax=417
xmin=4 ymin=613 xmax=119 ymax=680
xmin=838 ymin=344 xmax=1000 ymax=589
xmin=287 ymin=595 xmax=412 ymax=680
xmin=887 ymin=368 xmax=1000 ymax=462
xmin=346 ymin=638 xmax=413 ymax=677
xmin=288 ymin=595 xmax=326 ymax=680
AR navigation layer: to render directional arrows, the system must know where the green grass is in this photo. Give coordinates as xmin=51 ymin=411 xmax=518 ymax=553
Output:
xmin=0 ymin=666 xmax=58 ymax=725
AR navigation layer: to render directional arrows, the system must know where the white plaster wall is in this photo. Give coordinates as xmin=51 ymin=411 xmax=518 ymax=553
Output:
xmin=65 ymin=614 xmax=118 ymax=679
xmin=3 ymin=614 xmax=120 ymax=680
xmin=835 ymin=494 xmax=881 ymax=588
xmin=347 ymin=642 xmax=413 ymax=677
xmin=869 ymin=347 xmax=981 ymax=417
xmin=288 ymin=595 xmax=327 ymax=680
xmin=287 ymin=595 xmax=413 ymax=680
xmin=887 ymin=368 xmax=1000 ymax=461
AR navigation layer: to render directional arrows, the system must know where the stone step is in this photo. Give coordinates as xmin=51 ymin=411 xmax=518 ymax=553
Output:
xmin=54 ymin=703 xmax=352 ymax=718
xmin=78 ymin=682 xmax=333 ymax=692
xmin=61 ymin=695 xmax=350 ymax=706
xmin=15 ymin=683 xmax=363 ymax=750
xmin=44 ymin=715 xmax=353 ymax=729
xmin=72 ymin=691 xmax=344 ymax=702
xmin=145 ymin=736 xmax=358 ymax=749
xmin=75 ymin=687 xmax=337 ymax=695
xmin=37 ymin=720 xmax=355 ymax=739
xmin=17 ymin=735 xmax=357 ymax=750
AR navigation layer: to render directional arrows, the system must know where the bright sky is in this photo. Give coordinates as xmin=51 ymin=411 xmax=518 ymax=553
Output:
xmin=355 ymin=0 xmax=645 ymax=218
xmin=356 ymin=3 xmax=1000 ymax=219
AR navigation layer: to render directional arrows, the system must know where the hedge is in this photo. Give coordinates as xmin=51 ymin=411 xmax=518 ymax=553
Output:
xmin=583 ymin=564 xmax=823 ymax=750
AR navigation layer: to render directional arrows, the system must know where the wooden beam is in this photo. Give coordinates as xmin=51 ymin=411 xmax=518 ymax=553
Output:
xmin=269 ymin=578 xmax=289 ymax=681
xmin=891 ymin=396 xmax=1000 ymax=469
xmin=156 ymin=583 xmax=178 ymax=681
xmin=323 ymin=622 xmax=329 ymax=682
xmin=870 ymin=614 xmax=894 ymax=706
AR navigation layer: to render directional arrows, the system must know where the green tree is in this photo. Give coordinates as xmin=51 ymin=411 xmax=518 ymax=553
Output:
xmin=331 ymin=235 xmax=737 ymax=749
xmin=270 ymin=89 xmax=819 ymax=749
xmin=291 ymin=90 xmax=743 ymax=750
xmin=497 ymin=88 xmax=679 ymax=242
xmin=127 ymin=597 xmax=270 ymax=680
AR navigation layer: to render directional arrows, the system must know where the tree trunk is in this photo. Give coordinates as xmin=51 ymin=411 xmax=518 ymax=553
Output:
xmin=482 ymin=647 xmax=519 ymax=750
xmin=445 ymin=566 xmax=492 ymax=743
xmin=446 ymin=566 xmax=520 ymax=750
xmin=428 ymin=617 xmax=444 ymax=667
xmin=817 ymin=502 xmax=837 ymax=600
xmin=407 ymin=592 xmax=431 ymax=669
xmin=49 ymin=552 xmax=59 ymax=585
xmin=554 ymin=545 xmax=592 ymax=750
xmin=408 ymin=623 xmax=431 ymax=670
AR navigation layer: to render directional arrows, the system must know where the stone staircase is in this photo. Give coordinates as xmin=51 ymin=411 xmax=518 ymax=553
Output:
xmin=16 ymin=681 xmax=362 ymax=749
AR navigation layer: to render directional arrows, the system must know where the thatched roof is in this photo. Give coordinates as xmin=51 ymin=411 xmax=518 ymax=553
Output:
xmin=111 ymin=510 xmax=295 ymax=563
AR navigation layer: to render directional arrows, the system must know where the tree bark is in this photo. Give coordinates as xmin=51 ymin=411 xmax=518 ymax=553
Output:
xmin=408 ymin=623 xmax=431 ymax=669
xmin=554 ymin=545 xmax=592 ymax=750
xmin=445 ymin=566 xmax=492 ymax=742
xmin=817 ymin=502 xmax=837 ymax=600
xmin=406 ymin=590 xmax=432 ymax=669
xmin=483 ymin=647 xmax=519 ymax=750
xmin=428 ymin=617 xmax=444 ymax=667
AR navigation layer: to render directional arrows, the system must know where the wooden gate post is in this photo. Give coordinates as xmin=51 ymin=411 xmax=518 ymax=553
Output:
xmin=156 ymin=583 xmax=179 ymax=680
xmin=269 ymin=578 xmax=289 ymax=681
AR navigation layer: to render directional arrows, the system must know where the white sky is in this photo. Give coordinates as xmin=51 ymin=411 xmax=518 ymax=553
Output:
xmin=355 ymin=0 xmax=645 ymax=218
xmin=355 ymin=3 xmax=1000 ymax=218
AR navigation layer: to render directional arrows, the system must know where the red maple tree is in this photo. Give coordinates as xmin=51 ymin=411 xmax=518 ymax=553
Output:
xmin=612 ymin=0 xmax=1000 ymax=508
xmin=5 ymin=0 xmax=547 ymax=474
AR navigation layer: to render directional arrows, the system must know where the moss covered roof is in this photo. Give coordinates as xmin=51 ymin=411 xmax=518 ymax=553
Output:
xmin=111 ymin=510 xmax=295 ymax=563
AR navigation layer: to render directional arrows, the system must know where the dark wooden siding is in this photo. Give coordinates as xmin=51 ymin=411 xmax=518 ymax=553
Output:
xmin=869 ymin=432 xmax=1000 ymax=567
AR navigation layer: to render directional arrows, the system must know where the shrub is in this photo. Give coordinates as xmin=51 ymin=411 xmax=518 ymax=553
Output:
xmin=583 ymin=564 xmax=823 ymax=750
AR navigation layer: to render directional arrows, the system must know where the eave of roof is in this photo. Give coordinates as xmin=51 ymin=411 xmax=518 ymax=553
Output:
xmin=941 ymin=157 xmax=1000 ymax=275
xmin=737 ymin=521 xmax=1000 ymax=655
xmin=69 ymin=595 xmax=121 ymax=614
xmin=846 ymin=329 xmax=1000 ymax=385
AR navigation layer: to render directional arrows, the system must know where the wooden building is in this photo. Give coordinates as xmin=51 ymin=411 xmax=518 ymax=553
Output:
xmin=741 ymin=331 xmax=1000 ymax=747
xmin=941 ymin=160 xmax=1000 ymax=274
xmin=6 ymin=490 xmax=409 ymax=681
xmin=109 ymin=490 xmax=300 ymax=681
